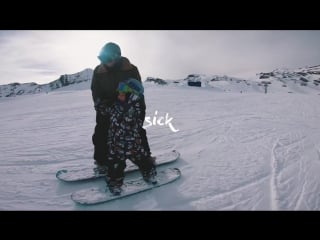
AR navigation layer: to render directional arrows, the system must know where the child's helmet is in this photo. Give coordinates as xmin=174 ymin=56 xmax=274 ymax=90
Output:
xmin=118 ymin=78 xmax=144 ymax=96
xmin=126 ymin=78 xmax=144 ymax=96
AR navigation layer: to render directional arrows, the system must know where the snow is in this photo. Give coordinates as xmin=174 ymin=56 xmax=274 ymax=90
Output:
xmin=1 ymin=80 xmax=320 ymax=210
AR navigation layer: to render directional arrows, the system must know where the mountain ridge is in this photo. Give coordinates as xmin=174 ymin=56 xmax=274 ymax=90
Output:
xmin=1 ymin=65 xmax=320 ymax=98
xmin=0 ymin=68 xmax=93 ymax=98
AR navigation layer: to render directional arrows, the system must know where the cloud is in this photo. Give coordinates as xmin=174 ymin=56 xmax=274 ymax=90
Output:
xmin=0 ymin=30 xmax=320 ymax=85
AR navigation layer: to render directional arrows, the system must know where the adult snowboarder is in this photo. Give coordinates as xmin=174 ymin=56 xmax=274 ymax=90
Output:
xmin=91 ymin=42 xmax=154 ymax=175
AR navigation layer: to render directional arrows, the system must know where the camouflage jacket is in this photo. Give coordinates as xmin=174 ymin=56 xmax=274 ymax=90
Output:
xmin=107 ymin=93 xmax=148 ymax=162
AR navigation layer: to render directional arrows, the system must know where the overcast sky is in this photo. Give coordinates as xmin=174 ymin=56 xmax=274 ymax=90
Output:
xmin=0 ymin=30 xmax=320 ymax=85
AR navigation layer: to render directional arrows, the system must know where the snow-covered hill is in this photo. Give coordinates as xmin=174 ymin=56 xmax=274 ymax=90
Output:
xmin=0 ymin=68 xmax=93 ymax=98
xmin=146 ymin=74 xmax=261 ymax=93
xmin=256 ymin=65 xmax=320 ymax=94
xmin=146 ymin=65 xmax=320 ymax=94
xmin=1 ymin=80 xmax=320 ymax=210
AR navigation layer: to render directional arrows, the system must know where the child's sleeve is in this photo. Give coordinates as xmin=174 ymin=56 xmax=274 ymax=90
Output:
xmin=133 ymin=100 xmax=144 ymax=127
xmin=124 ymin=99 xmax=143 ymax=127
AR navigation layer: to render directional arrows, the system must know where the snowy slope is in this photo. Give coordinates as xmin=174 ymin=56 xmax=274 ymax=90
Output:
xmin=1 ymin=82 xmax=320 ymax=210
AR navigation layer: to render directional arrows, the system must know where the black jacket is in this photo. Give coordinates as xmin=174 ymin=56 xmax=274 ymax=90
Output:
xmin=91 ymin=57 xmax=146 ymax=120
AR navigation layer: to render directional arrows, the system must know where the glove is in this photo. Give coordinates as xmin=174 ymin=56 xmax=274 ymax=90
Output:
xmin=94 ymin=98 xmax=110 ymax=116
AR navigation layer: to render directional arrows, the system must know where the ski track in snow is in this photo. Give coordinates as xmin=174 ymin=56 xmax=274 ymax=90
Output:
xmin=1 ymin=85 xmax=320 ymax=210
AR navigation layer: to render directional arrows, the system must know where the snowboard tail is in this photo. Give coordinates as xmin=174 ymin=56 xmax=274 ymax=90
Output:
xmin=71 ymin=168 xmax=181 ymax=205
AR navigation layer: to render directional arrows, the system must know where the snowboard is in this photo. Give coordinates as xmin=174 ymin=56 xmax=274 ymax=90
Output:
xmin=71 ymin=168 xmax=181 ymax=205
xmin=56 ymin=150 xmax=180 ymax=182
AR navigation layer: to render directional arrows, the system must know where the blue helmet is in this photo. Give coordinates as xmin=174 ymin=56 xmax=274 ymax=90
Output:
xmin=126 ymin=78 xmax=144 ymax=96
xmin=98 ymin=42 xmax=121 ymax=64
xmin=118 ymin=78 xmax=144 ymax=96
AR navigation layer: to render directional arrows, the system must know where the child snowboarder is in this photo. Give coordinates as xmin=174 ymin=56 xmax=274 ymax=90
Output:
xmin=105 ymin=78 xmax=157 ymax=195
